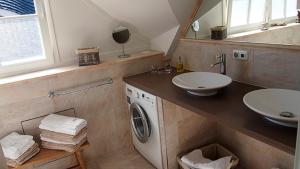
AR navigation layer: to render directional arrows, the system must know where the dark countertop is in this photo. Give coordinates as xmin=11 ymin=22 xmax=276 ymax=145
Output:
xmin=124 ymin=70 xmax=297 ymax=155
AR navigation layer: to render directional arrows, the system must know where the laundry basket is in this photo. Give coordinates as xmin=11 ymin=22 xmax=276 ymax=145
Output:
xmin=177 ymin=143 xmax=239 ymax=169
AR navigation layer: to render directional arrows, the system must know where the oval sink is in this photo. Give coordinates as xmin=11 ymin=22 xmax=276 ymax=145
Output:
xmin=172 ymin=72 xmax=232 ymax=96
xmin=243 ymin=89 xmax=300 ymax=128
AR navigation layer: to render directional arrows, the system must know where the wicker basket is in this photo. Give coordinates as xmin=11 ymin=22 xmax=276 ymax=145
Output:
xmin=177 ymin=143 xmax=239 ymax=169
xmin=75 ymin=47 xmax=100 ymax=66
xmin=211 ymin=26 xmax=227 ymax=40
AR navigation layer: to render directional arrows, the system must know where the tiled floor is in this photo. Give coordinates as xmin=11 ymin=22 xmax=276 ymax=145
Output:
xmin=94 ymin=149 xmax=156 ymax=169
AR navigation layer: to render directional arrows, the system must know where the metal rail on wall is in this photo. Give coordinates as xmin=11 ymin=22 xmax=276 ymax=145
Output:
xmin=48 ymin=78 xmax=113 ymax=98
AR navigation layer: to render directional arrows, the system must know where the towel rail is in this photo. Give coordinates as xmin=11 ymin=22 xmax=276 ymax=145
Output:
xmin=48 ymin=78 xmax=113 ymax=98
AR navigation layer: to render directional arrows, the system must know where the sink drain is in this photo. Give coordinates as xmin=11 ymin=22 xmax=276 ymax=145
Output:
xmin=279 ymin=112 xmax=294 ymax=118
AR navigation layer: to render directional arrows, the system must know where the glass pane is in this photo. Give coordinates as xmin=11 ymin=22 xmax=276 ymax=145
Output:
xmin=249 ymin=0 xmax=266 ymax=23
xmin=0 ymin=0 xmax=35 ymax=17
xmin=0 ymin=16 xmax=45 ymax=66
xmin=286 ymin=0 xmax=297 ymax=17
xmin=132 ymin=109 xmax=145 ymax=137
xmin=272 ymin=0 xmax=285 ymax=19
xmin=230 ymin=0 xmax=250 ymax=27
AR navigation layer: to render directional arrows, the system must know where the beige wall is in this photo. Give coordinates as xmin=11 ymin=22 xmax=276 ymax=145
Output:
xmin=162 ymin=100 xmax=294 ymax=169
xmin=0 ymin=53 xmax=163 ymax=169
xmin=169 ymin=40 xmax=298 ymax=168
xmin=218 ymin=124 xmax=294 ymax=169
xmin=171 ymin=40 xmax=300 ymax=90
xmin=161 ymin=99 xmax=218 ymax=169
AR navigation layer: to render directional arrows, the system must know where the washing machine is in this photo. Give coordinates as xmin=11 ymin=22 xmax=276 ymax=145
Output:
xmin=126 ymin=84 xmax=163 ymax=169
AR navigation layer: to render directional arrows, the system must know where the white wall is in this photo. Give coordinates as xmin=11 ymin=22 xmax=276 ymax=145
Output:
xmin=168 ymin=0 xmax=199 ymax=24
xmin=88 ymin=0 xmax=199 ymax=55
xmin=162 ymin=0 xmax=199 ymax=56
xmin=151 ymin=25 xmax=180 ymax=55
xmin=193 ymin=0 xmax=222 ymax=22
xmin=186 ymin=1 xmax=223 ymax=39
xmin=90 ymin=0 xmax=179 ymax=39
xmin=49 ymin=0 xmax=150 ymax=64
xmin=47 ymin=0 xmax=201 ymax=62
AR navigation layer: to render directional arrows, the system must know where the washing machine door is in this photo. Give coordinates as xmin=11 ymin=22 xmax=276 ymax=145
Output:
xmin=130 ymin=102 xmax=151 ymax=143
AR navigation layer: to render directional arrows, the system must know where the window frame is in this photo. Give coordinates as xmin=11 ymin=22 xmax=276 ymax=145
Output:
xmin=228 ymin=0 xmax=298 ymax=34
xmin=0 ymin=0 xmax=59 ymax=78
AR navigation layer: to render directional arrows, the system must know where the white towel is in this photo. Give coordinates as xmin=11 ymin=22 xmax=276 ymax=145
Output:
xmin=39 ymin=114 xmax=87 ymax=136
xmin=181 ymin=149 xmax=232 ymax=169
xmin=0 ymin=132 xmax=35 ymax=160
xmin=181 ymin=149 xmax=212 ymax=167
xmin=194 ymin=156 xmax=232 ymax=169
xmin=40 ymin=132 xmax=87 ymax=145
xmin=40 ymin=137 xmax=75 ymax=145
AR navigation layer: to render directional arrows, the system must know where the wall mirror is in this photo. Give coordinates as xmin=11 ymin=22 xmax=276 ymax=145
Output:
xmin=185 ymin=0 xmax=300 ymax=48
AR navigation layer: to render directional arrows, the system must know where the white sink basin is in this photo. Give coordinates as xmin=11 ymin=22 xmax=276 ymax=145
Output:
xmin=172 ymin=72 xmax=232 ymax=96
xmin=243 ymin=89 xmax=300 ymax=128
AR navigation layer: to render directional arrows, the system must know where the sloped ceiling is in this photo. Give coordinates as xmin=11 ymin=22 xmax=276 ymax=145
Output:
xmin=49 ymin=0 xmax=150 ymax=64
xmin=168 ymin=0 xmax=199 ymax=25
xmin=193 ymin=0 xmax=221 ymax=22
xmin=88 ymin=0 xmax=198 ymax=54
xmin=89 ymin=0 xmax=179 ymax=39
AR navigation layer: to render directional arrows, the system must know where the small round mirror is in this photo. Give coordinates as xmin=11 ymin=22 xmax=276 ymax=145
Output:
xmin=192 ymin=20 xmax=200 ymax=32
xmin=191 ymin=20 xmax=200 ymax=39
xmin=112 ymin=26 xmax=130 ymax=58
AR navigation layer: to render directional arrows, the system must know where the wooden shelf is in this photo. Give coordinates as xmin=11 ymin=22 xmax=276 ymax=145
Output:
xmin=9 ymin=141 xmax=89 ymax=169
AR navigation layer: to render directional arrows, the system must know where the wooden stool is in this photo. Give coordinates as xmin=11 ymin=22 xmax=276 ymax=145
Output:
xmin=9 ymin=141 xmax=89 ymax=169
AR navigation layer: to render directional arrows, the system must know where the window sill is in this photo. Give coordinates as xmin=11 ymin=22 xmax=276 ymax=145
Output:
xmin=227 ymin=22 xmax=300 ymax=39
xmin=0 ymin=50 xmax=164 ymax=87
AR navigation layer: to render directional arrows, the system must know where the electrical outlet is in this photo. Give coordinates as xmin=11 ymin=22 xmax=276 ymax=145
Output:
xmin=233 ymin=50 xmax=248 ymax=60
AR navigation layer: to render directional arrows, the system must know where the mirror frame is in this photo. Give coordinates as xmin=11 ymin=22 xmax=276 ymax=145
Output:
xmin=181 ymin=0 xmax=300 ymax=50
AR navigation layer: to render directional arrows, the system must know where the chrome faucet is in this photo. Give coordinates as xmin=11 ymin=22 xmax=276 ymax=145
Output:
xmin=210 ymin=53 xmax=226 ymax=75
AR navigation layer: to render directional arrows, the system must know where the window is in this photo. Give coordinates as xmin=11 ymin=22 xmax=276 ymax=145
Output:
xmin=271 ymin=0 xmax=298 ymax=20
xmin=228 ymin=0 xmax=298 ymax=33
xmin=229 ymin=0 xmax=267 ymax=28
xmin=271 ymin=0 xmax=285 ymax=19
xmin=0 ymin=0 xmax=55 ymax=77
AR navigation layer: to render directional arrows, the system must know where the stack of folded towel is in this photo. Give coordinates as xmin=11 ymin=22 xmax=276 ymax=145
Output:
xmin=39 ymin=114 xmax=87 ymax=152
xmin=0 ymin=132 xmax=40 ymax=167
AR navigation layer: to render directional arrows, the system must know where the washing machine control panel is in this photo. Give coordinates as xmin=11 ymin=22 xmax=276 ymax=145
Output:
xmin=134 ymin=92 xmax=140 ymax=98
xmin=142 ymin=93 xmax=153 ymax=103
xmin=126 ymin=86 xmax=154 ymax=104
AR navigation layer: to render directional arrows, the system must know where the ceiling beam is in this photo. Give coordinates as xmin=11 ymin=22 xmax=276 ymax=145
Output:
xmin=180 ymin=0 xmax=203 ymax=38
